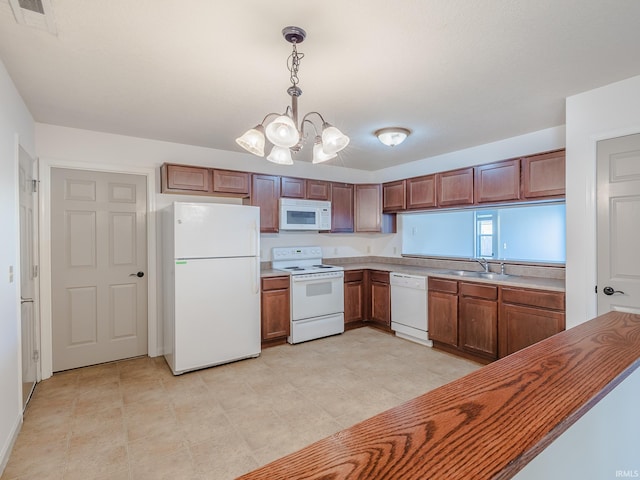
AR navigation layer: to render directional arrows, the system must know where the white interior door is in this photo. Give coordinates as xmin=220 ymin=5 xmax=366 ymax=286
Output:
xmin=597 ymin=133 xmax=640 ymax=315
xmin=19 ymin=146 xmax=39 ymax=409
xmin=51 ymin=168 xmax=148 ymax=371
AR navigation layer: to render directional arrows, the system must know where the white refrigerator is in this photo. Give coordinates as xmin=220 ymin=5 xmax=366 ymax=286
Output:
xmin=163 ymin=202 xmax=261 ymax=375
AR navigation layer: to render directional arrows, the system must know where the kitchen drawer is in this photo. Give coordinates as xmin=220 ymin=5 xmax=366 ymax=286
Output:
xmin=428 ymin=277 xmax=458 ymax=294
xmin=344 ymin=270 xmax=364 ymax=282
xmin=501 ymin=287 xmax=565 ymax=311
xmin=261 ymin=276 xmax=290 ymax=291
xmin=369 ymin=270 xmax=389 ymax=284
xmin=460 ymin=282 xmax=498 ymax=300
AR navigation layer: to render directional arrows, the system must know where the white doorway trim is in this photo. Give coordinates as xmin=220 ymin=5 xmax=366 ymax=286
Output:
xmin=581 ymin=125 xmax=640 ymax=323
xmin=39 ymin=159 xmax=158 ymax=379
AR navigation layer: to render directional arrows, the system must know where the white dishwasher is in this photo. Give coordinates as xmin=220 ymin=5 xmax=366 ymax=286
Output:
xmin=390 ymin=272 xmax=432 ymax=346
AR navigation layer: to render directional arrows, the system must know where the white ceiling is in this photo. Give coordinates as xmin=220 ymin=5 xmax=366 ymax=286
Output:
xmin=1 ymin=1 xmax=640 ymax=171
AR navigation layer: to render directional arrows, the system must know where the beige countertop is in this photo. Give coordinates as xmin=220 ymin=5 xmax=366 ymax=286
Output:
xmin=340 ymin=261 xmax=565 ymax=292
xmin=261 ymin=261 xmax=565 ymax=292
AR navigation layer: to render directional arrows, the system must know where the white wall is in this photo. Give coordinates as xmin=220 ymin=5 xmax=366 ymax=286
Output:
xmin=565 ymin=75 xmax=640 ymax=327
xmin=514 ymin=366 xmax=640 ymax=479
xmin=0 ymin=61 xmax=35 ymax=472
xmin=375 ymin=126 xmax=566 ymax=183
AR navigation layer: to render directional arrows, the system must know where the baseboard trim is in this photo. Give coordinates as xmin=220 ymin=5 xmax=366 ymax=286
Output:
xmin=0 ymin=412 xmax=22 ymax=476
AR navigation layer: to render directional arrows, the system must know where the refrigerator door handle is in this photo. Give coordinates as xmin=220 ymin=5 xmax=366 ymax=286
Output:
xmin=253 ymin=257 xmax=260 ymax=294
xmin=252 ymin=221 xmax=259 ymax=256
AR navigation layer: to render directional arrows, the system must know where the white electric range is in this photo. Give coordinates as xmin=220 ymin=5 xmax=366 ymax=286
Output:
xmin=272 ymin=246 xmax=344 ymax=344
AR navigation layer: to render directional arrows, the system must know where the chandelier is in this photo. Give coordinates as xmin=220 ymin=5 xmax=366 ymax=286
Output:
xmin=236 ymin=26 xmax=350 ymax=165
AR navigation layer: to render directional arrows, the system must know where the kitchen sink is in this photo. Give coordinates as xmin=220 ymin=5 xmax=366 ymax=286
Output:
xmin=437 ymin=270 xmax=513 ymax=280
xmin=477 ymin=272 xmax=512 ymax=280
xmin=438 ymin=270 xmax=484 ymax=277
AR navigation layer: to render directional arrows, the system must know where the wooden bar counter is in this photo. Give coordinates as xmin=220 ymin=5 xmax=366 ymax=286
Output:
xmin=237 ymin=311 xmax=640 ymax=479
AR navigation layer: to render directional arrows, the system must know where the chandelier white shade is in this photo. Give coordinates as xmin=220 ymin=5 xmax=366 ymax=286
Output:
xmin=265 ymin=115 xmax=299 ymax=148
xmin=375 ymin=127 xmax=410 ymax=147
xmin=236 ymin=26 xmax=349 ymax=165
xmin=235 ymin=125 xmax=266 ymax=156
xmin=267 ymin=146 xmax=294 ymax=165
xmin=312 ymin=136 xmax=337 ymax=164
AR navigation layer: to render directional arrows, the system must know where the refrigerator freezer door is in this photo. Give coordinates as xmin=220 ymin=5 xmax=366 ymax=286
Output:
xmin=174 ymin=203 xmax=260 ymax=259
xmin=172 ymin=256 xmax=260 ymax=374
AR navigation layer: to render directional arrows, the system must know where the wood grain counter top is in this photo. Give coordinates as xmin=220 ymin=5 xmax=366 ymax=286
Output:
xmin=237 ymin=311 xmax=640 ymax=479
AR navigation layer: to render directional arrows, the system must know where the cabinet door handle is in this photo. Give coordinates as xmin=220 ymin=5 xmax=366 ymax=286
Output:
xmin=603 ymin=286 xmax=624 ymax=296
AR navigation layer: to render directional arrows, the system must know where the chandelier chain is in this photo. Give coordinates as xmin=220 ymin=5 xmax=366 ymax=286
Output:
xmin=287 ymin=42 xmax=304 ymax=88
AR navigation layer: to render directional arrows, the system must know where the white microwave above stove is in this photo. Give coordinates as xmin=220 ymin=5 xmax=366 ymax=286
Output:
xmin=279 ymin=198 xmax=331 ymax=231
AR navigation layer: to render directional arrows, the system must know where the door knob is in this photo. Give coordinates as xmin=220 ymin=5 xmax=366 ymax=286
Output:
xmin=603 ymin=286 xmax=624 ymax=296
xmin=129 ymin=271 xmax=145 ymax=278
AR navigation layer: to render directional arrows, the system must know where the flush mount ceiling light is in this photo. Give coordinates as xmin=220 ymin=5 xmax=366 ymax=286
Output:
xmin=236 ymin=26 xmax=349 ymax=165
xmin=375 ymin=127 xmax=411 ymax=147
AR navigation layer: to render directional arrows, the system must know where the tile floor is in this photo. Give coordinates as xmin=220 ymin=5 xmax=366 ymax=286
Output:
xmin=2 ymin=327 xmax=480 ymax=480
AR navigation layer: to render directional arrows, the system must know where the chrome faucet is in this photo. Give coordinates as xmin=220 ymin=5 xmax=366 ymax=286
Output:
xmin=475 ymin=258 xmax=490 ymax=272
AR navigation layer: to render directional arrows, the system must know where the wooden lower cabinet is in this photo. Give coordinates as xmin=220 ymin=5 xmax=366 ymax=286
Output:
xmin=428 ymin=289 xmax=458 ymax=347
xmin=344 ymin=270 xmax=365 ymax=328
xmin=499 ymin=287 xmax=565 ymax=357
xmin=261 ymin=276 xmax=290 ymax=346
xmin=429 ymin=278 xmax=562 ymax=363
xmin=459 ymin=282 xmax=498 ymax=361
xmin=368 ymin=270 xmax=390 ymax=329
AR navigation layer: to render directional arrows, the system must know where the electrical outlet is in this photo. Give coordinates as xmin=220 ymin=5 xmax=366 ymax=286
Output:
xmin=366 ymin=245 xmax=372 ymax=254
xmin=393 ymin=247 xmax=397 ymax=255
xmin=9 ymin=265 xmax=14 ymax=283
xmin=333 ymin=247 xmax=338 ymax=255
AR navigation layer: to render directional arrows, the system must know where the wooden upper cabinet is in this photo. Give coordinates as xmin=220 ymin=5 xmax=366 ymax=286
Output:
xmin=162 ymin=164 xmax=210 ymax=193
xmin=306 ymin=179 xmax=331 ymax=201
xmin=212 ymin=169 xmax=250 ymax=196
xmin=330 ymin=182 xmax=355 ymax=233
xmin=280 ymin=176 xmax=306 ymax=198
xmin=521 ymin=150 xmax=566 ymax=199
xmin=406 ymin=174 xmax=437 ymax=209
xmin=474 ymin=159 xmax=520 ymax=204
xmin=382 ymin=180 xmax=406 ymax=212
xmin=436 ymin=168 xmax=474 ymax=207
xmin=356 ymin=184 xmax=396 ymax=233
xmin=250 ymin=174 xmax=280 ymax=233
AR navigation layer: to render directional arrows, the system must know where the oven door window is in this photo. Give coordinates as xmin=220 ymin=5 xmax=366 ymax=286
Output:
xmin=286 ymin=210 xmax=317 ymax=225
xmin=291 ymin=277 xmax=344 ymax=321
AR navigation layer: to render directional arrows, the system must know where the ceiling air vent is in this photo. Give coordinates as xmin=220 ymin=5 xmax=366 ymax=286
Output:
xmin=18 ymin=0 xmax=44 ymax=14
xmin=9 ymin=0 xmax=57 ymax=34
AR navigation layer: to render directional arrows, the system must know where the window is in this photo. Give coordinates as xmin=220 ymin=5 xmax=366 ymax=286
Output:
xmin=476 ymin=211 xmax=497 ymax=258
xmin=401 ymin=203 xmax=566 ymax=263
